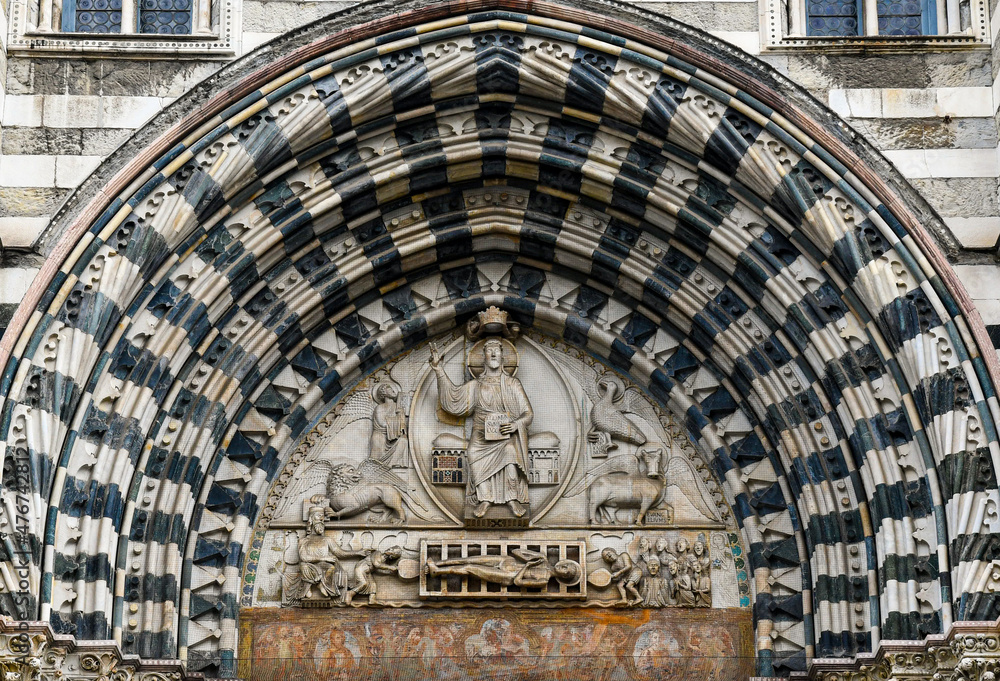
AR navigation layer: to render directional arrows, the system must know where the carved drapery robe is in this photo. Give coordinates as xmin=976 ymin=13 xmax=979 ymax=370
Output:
xmin=435 ymin=370 xmax=531 ymax=505
xmin=371 ymin=399 xmax=408 ymax=466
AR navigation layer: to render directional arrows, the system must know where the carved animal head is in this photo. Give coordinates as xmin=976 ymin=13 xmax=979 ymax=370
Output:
xmin=328 ymin=463 xmax=361 ymax=493
xmin=597 ymin=375 xmax=624 ymax=402
xmin=638 ymin=445 xmax=664 ymax=478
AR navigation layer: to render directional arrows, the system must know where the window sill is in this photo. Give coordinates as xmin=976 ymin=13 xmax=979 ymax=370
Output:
xmin=763 ymin=32 xmax=989 ymax=53
xmin=10 ymin=22 xmax=234 ymax=57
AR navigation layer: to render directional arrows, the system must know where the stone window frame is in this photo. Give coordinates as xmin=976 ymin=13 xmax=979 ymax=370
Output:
xmin=761 ymin=0 xmax=990 ymax=50
xmin=7 ymin=0 xmax=235 ymax=56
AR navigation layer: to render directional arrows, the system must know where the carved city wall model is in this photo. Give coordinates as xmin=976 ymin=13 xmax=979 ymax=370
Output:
xmin=0 ymin=0 xmax=998 ymax=679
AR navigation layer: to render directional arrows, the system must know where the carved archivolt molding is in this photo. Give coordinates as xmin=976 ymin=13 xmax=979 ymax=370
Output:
xmin=0 ymin=0 xmax=996 ymax=678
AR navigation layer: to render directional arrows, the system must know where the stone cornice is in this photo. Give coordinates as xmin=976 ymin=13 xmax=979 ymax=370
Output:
xmin=0 ymin=617 xmax=200 ymax=681
xmin=752 ymin=619 xmax=1000 ymax=680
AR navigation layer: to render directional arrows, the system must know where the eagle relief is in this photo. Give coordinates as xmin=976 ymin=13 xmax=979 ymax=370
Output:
xmin=248 ymin=307 xmax=743 ymax=612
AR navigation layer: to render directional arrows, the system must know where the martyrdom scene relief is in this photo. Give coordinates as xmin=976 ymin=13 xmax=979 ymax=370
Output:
xmin=245 ymin=307 xmax=747 ymax=611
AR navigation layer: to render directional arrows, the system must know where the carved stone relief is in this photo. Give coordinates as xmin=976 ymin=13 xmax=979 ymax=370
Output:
xmin=245 ymin=308 xmax=744 ymax=611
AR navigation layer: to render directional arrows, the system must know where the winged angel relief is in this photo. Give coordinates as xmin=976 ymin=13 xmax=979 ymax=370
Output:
xmin=273 ymin=361 xmax=445 ymax=525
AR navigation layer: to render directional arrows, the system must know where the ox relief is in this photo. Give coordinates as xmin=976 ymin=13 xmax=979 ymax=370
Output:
xmin=251 ymin=307 xmax=741 ymax=610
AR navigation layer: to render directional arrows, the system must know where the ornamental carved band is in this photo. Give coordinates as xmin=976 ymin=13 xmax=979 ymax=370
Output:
xmin=803 ymin=621 xmax=1000 ymax=681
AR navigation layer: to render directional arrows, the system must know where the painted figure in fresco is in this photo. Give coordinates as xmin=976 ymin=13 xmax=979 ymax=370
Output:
xmin=345 ymin=545 xmax=403 ymax=605
xmin=282 ymin=506 xmax=351 ymax=601
xmin=370 ymin=382 xmax=409 ymax=467
xmin=425 ymin=547 xmax=582 ymax=589
xmin=632 ymin=627 xmax=681 ymax=677
xmin=313 ymin=629 xmax=361 ymax=678
xmin=465 ymin=618 xmax=531 ymax=661
xmin=430 ymin=338 xmax=532 ymax=518
xmin=602 ymin=548 xmax=643 ymax=606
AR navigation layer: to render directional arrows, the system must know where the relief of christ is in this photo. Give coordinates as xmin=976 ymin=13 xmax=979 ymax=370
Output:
xmin=429 ymin=338 xmax=532 ymax=519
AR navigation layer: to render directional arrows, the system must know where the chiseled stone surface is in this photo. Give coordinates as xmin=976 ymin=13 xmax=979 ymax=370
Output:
xmin=850 ymin=118 xmax=998 ymax=150
xmin=909 ymin=178 xmax=999 ymax=217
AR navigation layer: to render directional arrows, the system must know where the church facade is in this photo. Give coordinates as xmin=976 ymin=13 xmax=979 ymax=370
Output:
xmin=0 ymin=0 xmax=998 ymax=679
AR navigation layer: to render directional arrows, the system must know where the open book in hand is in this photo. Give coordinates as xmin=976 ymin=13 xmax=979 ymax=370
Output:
xmin=484 ymin=412 xmax=512 ymax=440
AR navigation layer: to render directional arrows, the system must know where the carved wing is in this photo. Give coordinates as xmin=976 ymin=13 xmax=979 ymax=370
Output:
xmin=665 ymin=456 xmax=720 ymax=521
xmin=618 ymin=387 xmax=663 ymax=437
xmin=388 ymin=354 xmax=425 ymax=397
xmin=328 ymin=391 xmax=375 ymax=431
xmin=547 ymin=350 xmax=603 ymax=406
xmin=272 ymin=459 xmax=333 ymax=519
xmin=357 ymin=458 xmax=409 ymax=490
xmin=563 ymin=453 xmax=640 ymax=497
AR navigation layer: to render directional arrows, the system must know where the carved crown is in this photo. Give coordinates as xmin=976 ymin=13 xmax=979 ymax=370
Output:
xmin=480 ymin=306 xmax=507 ymax=328
xmin=466 ymin=306 xmax=520 ymax=340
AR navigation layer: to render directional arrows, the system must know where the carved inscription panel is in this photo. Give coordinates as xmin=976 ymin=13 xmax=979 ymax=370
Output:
xmin=245 ymin=308 xmax=748 ymax=611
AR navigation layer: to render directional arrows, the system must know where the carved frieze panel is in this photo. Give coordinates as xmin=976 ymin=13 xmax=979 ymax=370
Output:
xmin=244 ymin=308 xmax=747 ymax=611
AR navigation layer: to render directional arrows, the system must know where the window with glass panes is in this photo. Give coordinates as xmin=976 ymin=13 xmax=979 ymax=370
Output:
xmin=61 ymin=0 xmax=191 ymax=33
xmin=805 ymin=0 xmax=936 ymax=35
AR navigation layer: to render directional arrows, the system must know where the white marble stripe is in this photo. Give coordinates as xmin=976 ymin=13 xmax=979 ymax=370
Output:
xmin=828 ymin=87 xmax=994 ymax=119
xmin=883 ymin=149 xmax=998 ymax=179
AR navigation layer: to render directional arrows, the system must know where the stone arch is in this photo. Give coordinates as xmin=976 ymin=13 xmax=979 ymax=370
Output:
xmin=0 ymin=0 xmax=998 ymax=677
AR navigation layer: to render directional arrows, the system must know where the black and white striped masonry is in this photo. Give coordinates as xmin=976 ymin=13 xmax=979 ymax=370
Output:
xmin=0 ymin=0 xmax=997 ymax=678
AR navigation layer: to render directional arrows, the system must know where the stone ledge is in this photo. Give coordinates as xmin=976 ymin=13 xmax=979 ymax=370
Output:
xmin=756 ymin=617 xmax=1000 ymax=680
xmin=0 ymin=616 xmax=206 ymax=680
xmin=763 ymin=34 xmax=989 ymax=55
xmin=7 ymin=31 xmax=235 ymax=59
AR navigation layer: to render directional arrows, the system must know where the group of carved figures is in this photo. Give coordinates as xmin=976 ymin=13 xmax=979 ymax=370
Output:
xmin=278 ymin=308 xmax=718 ymax=610
xmin=282 ymin=506 xmax=406 ymax=605
xmin=604 ymin=536 xmax=712 ymax=607
xmin=298 ymin=307 xmax=702 ymax=528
